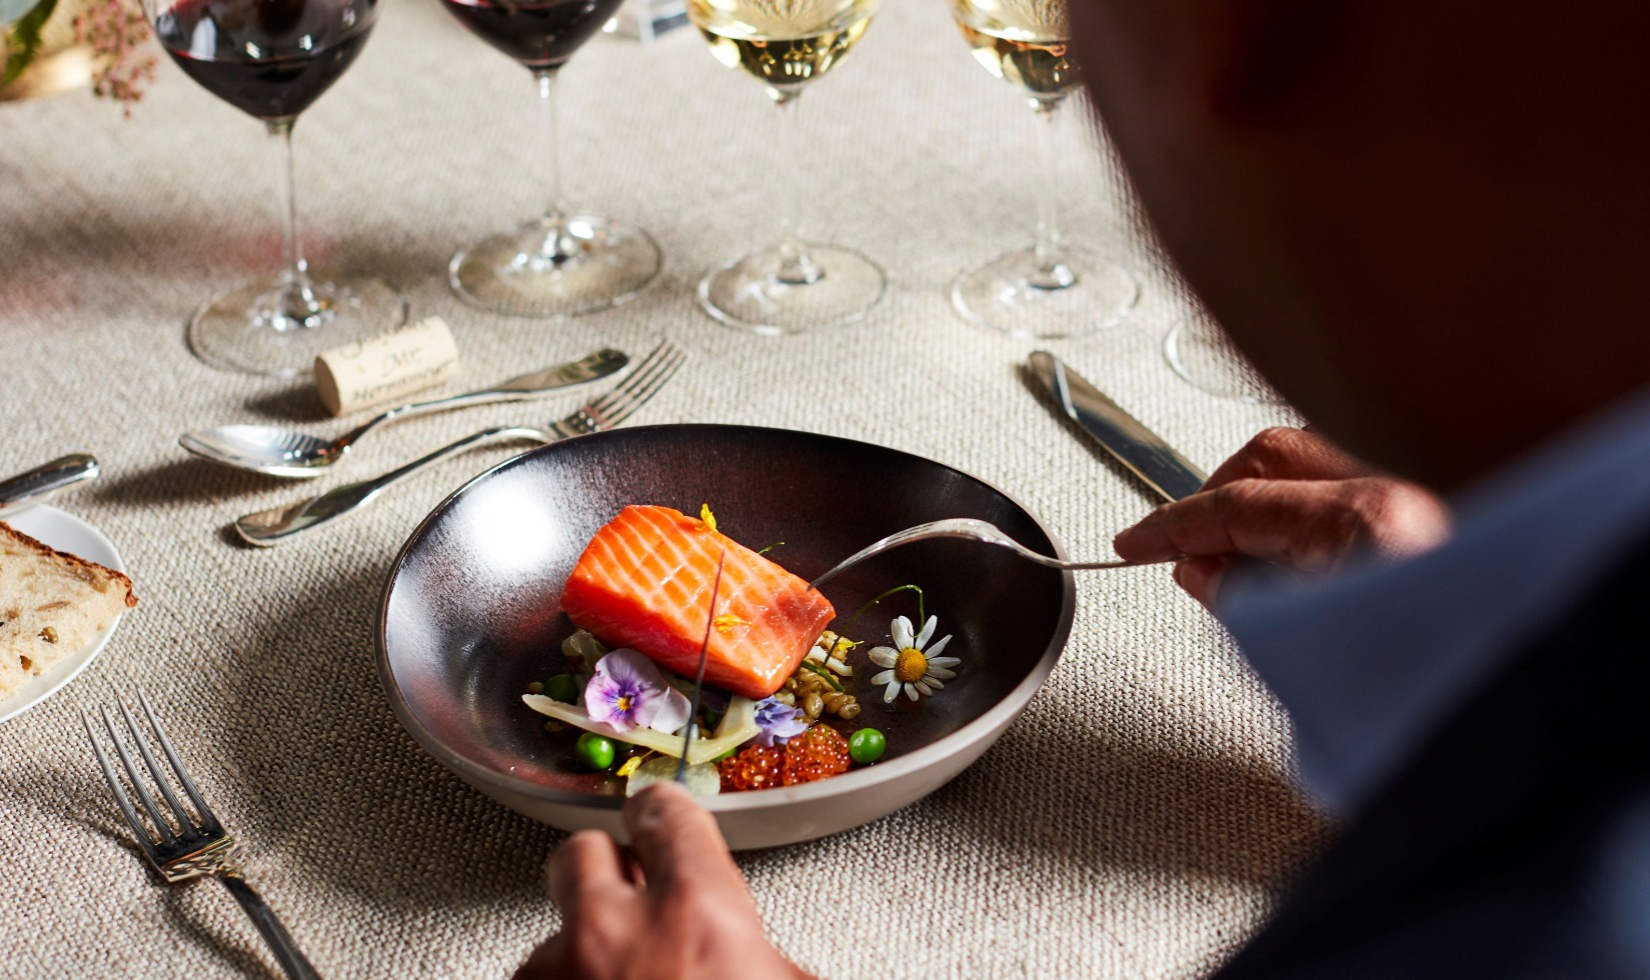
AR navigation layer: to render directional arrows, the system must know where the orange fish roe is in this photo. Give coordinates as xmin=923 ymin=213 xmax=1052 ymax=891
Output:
xmin=719 ymin=745 xmax=786 ymax=792
xmin=781 ymin=725 xmax=851 ymax=786
xmin=718 ymin=726 xmax=854 ymax=792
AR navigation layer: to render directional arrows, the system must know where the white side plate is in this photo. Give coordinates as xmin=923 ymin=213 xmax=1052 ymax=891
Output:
xmin=1 ymin=506 xmax=128 ymax=723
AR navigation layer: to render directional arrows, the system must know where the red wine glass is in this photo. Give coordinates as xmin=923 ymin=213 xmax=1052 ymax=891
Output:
xmin=439 ymin=0 xmax=661 ymax=318
xmin=149 ymin=0 xmax=407 ymax=378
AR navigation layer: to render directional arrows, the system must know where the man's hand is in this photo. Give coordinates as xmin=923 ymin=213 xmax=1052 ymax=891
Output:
xmin=515 ymin=782 xmax=811 ymax=980
xmin=1113 ymin=427 xmax=1450 ymax=609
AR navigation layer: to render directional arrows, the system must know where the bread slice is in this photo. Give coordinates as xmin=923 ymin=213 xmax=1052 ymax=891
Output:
xmin=0 ymin=521 xmax=136 ymax=702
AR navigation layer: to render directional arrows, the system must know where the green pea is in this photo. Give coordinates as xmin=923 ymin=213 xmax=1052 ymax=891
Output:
xmin=544 ymin=673 xmax=580 ymax=704
xmin=574 ymin=732 xmax=616 ymax=771
xmin=848 ymin=727 xmax=886 ymax=765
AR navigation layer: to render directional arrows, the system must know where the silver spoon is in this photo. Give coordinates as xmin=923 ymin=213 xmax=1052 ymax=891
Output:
xmin=808 ymin=518 xmax=1176 ymax=591
xmin=179 ymin=348 xmax=629 ymax=479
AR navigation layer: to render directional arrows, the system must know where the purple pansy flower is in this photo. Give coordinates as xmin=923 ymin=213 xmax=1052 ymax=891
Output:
xmin=583 ymin=649 xmax=692 ymax=734
xmin=750 ymin=696 xmax=810 ymax=747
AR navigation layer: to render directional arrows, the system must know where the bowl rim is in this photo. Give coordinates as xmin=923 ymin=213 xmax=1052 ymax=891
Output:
xmin=375 ymin=423 xmax=1076 ymax=813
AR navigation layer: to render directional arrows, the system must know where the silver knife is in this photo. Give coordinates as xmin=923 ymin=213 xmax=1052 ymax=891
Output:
xmin=0 ymin=454 xmax=100 ymax=519
xmin=1027 ymin=351 xmax=1206 ymax=502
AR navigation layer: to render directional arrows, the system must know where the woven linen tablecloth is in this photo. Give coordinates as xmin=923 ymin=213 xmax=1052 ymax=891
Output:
xmin=0 ymin=0 xmax=1327 ymax=975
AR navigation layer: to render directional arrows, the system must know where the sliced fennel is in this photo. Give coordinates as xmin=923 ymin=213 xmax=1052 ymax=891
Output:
xmin=523 ymin=692 xmax=759 ymax=765
xmin=626 ymin=757 xmax=720 ymax=797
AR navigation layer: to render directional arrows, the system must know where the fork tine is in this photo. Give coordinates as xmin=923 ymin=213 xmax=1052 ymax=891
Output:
xmin=138 ymin=689 xmax=221 ymax=832
xmin=587 ymin=341 xmax=678 ymax=417
xmin=99 ymin=705 xmax=177 ymax=844
xmin=83 ymin=710 xmax=160 ymax=856
xmin=117 ymin=695 xmax=199 ymax=833
xmin=599 ymin=346 xmax=685 ymax=426
xmin=592 ymin=344 xmax=683 ymax=418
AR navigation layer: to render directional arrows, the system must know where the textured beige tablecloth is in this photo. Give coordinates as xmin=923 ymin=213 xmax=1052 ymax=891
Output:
xmin=0 ymin=1 xmax=1327 ymax=975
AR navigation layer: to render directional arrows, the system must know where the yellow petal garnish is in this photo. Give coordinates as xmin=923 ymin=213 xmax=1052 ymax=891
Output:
xmin=713 ymin=613 xmax=751 ymax=633
xmin=699 ymin=503 xmax=717 ymax=532
xmin=616 ymin=756 xmax=643 ymax=778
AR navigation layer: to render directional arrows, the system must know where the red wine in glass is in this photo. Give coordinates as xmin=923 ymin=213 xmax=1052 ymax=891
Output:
xmin=143 ymin=0 xmax=406 ymax=378
xmin=437 ymin=0 xmax=661 ymax=317
xmin=154 ymin=0 xmax=375 ymax=121
xmin=440 ymin=0 xmax=624 ymax=72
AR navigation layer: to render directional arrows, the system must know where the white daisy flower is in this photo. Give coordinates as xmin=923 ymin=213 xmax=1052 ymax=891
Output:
xmin=868 ymin=615 xmax=960 ymax=703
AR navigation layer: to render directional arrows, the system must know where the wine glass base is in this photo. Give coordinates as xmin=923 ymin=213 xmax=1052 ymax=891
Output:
xmin=186 ymin=270 xmax=409 ymax=379
xmin=951 ymin=246 xmax=1139 ymax=340
xmin=1164 ymin=318 xmax=1285 ymax=404
xmin=697 ymin=243 xmax=887 ymax=336
xmin=449 ymin=213 xmax=662 ymax=318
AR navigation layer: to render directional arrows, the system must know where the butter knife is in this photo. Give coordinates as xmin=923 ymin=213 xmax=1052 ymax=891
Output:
xmin=0 ymin=454 xmax=100 ymax=519
xmin=1027 ymin=351 xmax=1206 ymax=503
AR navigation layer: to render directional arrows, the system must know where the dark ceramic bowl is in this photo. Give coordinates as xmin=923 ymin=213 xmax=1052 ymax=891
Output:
xmin=376 ymin=424 xmax=1074 ymax=849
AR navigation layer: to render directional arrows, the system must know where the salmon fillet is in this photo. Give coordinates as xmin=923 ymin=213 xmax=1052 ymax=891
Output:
xmin=561 ymin=505 xmax=836 ymax=700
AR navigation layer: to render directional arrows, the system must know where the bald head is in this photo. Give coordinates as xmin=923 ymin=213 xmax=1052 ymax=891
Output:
xmin=1072 ymin=1 xmax=1650 ymax=489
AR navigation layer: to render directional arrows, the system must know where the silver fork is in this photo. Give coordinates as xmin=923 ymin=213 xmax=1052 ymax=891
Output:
xmin=83 ymin=693 xmax=320 ymax=980
xmin=234 ymin=340 xmax=688 ymax=546
xmin=807 ymin=517 xmax=1178 ymax=591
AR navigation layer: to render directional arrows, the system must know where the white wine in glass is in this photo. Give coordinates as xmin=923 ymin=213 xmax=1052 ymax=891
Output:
xmin=951 ymin=0 xmax=1138 ymax=340
xmin=687 ymin=0 xmax=887 ymax=335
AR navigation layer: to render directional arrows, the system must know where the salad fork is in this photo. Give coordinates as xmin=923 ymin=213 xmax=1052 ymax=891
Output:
xmin=83 ymin=692 xmax=320 ymax=980
xmin=234 ymin=340 xmax=688 ymax=546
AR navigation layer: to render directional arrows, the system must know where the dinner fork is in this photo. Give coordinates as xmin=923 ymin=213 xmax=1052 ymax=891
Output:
xmin=234 ymin=340 xmax=688 ymax=546
xmin=807 ymin=517 xmax=1178 ymax=591
xmin=83 ymin=693 xmax=320 ymax=980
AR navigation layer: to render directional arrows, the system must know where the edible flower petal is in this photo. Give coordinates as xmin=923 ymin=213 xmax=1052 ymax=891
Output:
xmin=874 ymin=615 xmax=959 ymax=703
xmin=750 ymin=696 xmax=810 ymax=747
xmin=699 ymin=503 xmax=717 ymax=533
xmin=584 ymin=648 xmax=692 ymax=734
xmin=713 ymin=613 xmax=752 ymax=634
xmin=891 ymin=616 xmax=914 ymax=651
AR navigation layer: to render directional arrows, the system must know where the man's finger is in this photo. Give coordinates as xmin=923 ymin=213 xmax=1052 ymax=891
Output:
xmin=1200 ymin=427 xmax=1375 ymax=492
xmin=546 ymin=829 xmax=630 ymax=913
xmin=1115 ymin=477 xmax=1448 ymax=569
xmin=623 ymin=782 xmax=743 ymax=891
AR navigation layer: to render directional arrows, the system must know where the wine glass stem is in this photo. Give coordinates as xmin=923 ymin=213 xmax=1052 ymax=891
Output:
xmin=536 ymin=69 xmax=565 ymax=220
xmin=533 ymin=68 xmax=578 ymax=261
xmin=268 ymin=118 xmax=323 ymax=328
xmin=1029 ymin=98 xmax=1075 ymax=290
xmin=769 ymin=88 xmax=821 ymax=286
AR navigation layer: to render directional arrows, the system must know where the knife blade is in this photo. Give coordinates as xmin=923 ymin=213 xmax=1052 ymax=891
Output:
xmin=0 ymin=454 xmax=100 ymax=519
xmin=1027 ymin=352 xmax=1207 ymax=503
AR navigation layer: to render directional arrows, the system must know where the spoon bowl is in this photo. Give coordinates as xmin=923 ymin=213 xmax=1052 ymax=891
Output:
xmin=180 ymin=427 xmax=343 ymax=478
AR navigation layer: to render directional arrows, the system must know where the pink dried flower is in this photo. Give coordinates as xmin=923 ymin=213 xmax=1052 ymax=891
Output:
xmin=72 ymin=0 xmax=155 ymax=114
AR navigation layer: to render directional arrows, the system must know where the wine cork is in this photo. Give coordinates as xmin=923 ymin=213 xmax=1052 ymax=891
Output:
xmin=314 ymin=318 xmax=461 ymax=416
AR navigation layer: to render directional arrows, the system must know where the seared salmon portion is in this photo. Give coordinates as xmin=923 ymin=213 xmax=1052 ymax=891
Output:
xmin=561 ymin=505 xmax=836 ymax=700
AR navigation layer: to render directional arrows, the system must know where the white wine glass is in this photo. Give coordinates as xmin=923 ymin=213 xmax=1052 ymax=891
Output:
xmin=442 ymin=0 xmax=663 ymax=318
xmin=951 ymin=0 xmax=1138 ymax=340
xmin=1164 ymin=314 xmax=1285 ymax=404
xmin=687 ymin=0 xmax=886 ymax=335
xmin=148 ymin=0 xmax=407 ymax=378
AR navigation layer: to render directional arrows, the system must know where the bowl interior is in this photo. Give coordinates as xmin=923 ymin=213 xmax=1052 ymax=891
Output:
xmin=380 ymin=424 xmax=1070 ymax=807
